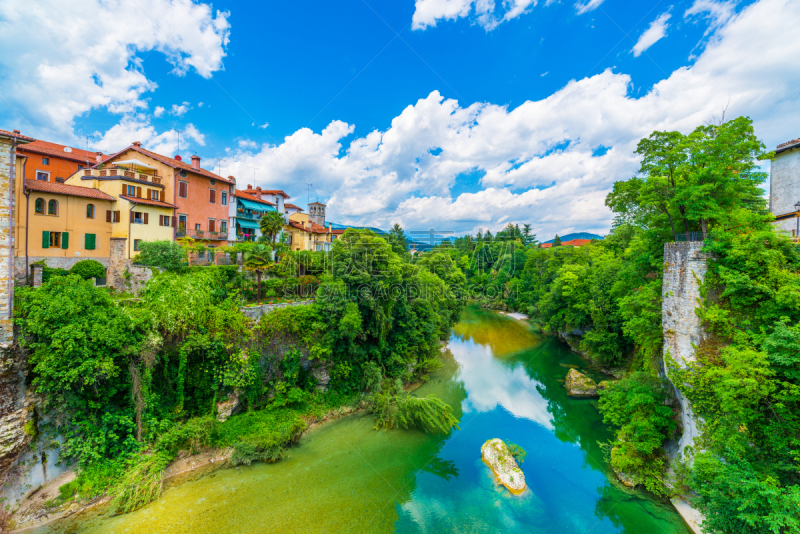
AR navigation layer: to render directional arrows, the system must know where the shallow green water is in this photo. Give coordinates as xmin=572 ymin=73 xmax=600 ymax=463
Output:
xmin=37 ymin=307 xmax=690 ymax=533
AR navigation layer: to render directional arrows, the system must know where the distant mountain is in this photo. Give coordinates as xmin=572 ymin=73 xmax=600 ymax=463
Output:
xmin=542 ymin=232 xmax=604 ymax=244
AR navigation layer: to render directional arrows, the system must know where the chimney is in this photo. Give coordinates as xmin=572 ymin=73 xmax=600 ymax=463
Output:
xmin=132 ymin=141 xmax=141 ymax=148
xmin=13 ymin=130 xmax=20 ymax=134
xmin=246 ymin=184 xmax=253 ymax=191
xmin=96 ymin=154 xmax=102 ymax=163
xmin=191 ymin=155 xmax=201 ymax=170
xmin=228 ymin=175 xmax=236 ymax=184
xmin=175 ymin=155 xmax=182 ymax=161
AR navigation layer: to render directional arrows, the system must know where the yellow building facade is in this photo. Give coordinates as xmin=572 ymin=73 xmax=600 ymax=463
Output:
xmin=285 ymin=212 xmax=333 ymax=251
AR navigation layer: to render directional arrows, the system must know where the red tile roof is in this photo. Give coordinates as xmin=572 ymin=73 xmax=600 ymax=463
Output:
xmin=120 ymin=195 xmax=177 ymax=209
xmin=777 ymin=137 xmax=800 ymax=153
xmin=0 ymin=129 xmax=34 ymax=142
xmin=540 ymin=243 xmax=553 ymax=248
xmin=240 ymin=186 xmax=290 ymax=199
xmin=18 ymin=139 xmax=107 ymax=165
xmin=562 ymin=239 xmax=593 ymax=247
xmin=288 ymin=221 xmax=329 ymax=234
xmin=284 ymin=203 xmax=304 ymax=211
xmin=234 ymin=190 xmax=275 ymax=206
xmin=25 ymin=179 xmax=115 ymax=201
xmin=100 ymin=145 xmax=234 ymax=184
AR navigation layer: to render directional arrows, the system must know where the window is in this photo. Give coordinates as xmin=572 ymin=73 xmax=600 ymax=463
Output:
xmin=209 ymin=219 xmax=216 ymax=232
xmin=220 ymin=221 xmax=228 ymax=233
xmin=159 ymin=215 xmax=171 ymax=227
xmin=150 ymin=189 xmax=160 ymax=201
xmin=106 ymin=210 xmax=121 ymax=223
xmin=42 ymin=157 xmax=49 ymax=165
xmin=126 ymin=185 xmax=136 ymax=196
xmin=179 ymin=181 xmax=188 ymax=198
xmin=221 ymin=191 xmax=228 ymax=206
xmin=41 ymin=231 xmax=67 ymax=249
xmin=86 ymin=204 xmax=95 ymax=219
xmin=209 ymin=189 xmax=217 ymax=204
xmin=133 ymin=239 xmax=142 ymax=251
xmin=36 ymin=171 xmax=49 ymax=181
xmin=34 ymin=198 xmax=44 ymax=214
xmin=179 ymin=214 xmax=187 ymax=230
xmin=47 ymin=199 xmax=58 ymax=215
xmin=195 ymin=223 xmax=201 ymax=231
xmin=84 ymin=233 xmax=96 ymax=250
xmin=132 ymin=211 xmax=148 ymax=224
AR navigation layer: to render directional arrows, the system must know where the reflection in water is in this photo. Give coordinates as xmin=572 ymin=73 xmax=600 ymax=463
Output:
xmin=34 ymin=307 xmax=690 ymax=534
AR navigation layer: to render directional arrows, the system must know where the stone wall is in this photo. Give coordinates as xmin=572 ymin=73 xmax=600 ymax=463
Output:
xmin=13 ymin=256 xmax=111 ymax=284
xmin=662 ymin=242 xmax=708 ymax=457
xmin=0 ymin=137 xmax=14 ymax=348
xmin=106 ymin=238 xmax=154 ymax=294
xmin=240 ymin=300 xmax=314 ymax=320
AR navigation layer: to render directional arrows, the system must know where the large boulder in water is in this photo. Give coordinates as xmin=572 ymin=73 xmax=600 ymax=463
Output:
xmin=481 ymin=439 xmax=526 ymax=494
xmin=565 ymin=369 xmax=598 ymax=397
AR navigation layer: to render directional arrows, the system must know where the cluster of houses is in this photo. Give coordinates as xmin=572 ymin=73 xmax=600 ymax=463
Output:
xmin=1 ymin=129 xmax=346 ymax=281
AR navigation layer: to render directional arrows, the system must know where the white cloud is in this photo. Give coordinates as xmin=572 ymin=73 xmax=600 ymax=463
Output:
xmin=685 ymin=0 xmax=737 ymax=33
xmin=411 ymin=0 xmax=538 ymax=31
xmin=632 ymin=12 xmax=671 ymax=57
xmin=0 ymin=0 xmax=229 ymax=141
xmin=222 ymin=0 xmax=800 ymax=240
xmin=153 ymin=106 xmax=166 ymax=117
xmin=238 ymin=139 xmax=258 ymax=149
xmin=170 ymin=101 xmax=192 ymax=116
xmin=540 ymin=71 xmax=549 ymax=77
xmin=198 ymin=102 xmax=204 ymax=107
xmin=574 ymin=0 xmax=605 ymax=15
xmin=94 ymin=116 xmax=205 ymax=156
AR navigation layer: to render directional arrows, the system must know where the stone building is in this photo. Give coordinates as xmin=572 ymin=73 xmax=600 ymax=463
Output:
xmin=770 ymin=137 xmax=800 ymax=236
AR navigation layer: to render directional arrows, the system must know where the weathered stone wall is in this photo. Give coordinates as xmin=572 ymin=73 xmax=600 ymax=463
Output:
xmin=13 ymin=256 xmax=111 ymax=284
xmin=240 ymin=300 xmax=314 ymax=320
xmin=0 ymin=138 xmax=14 ymax=348
xmin=106 ymin=238 xmax=154 ymax=293
xmin=771 ymin=147 xmax=800 ymax=235
xmin=662 ymin=242 xmax=708 ymax=457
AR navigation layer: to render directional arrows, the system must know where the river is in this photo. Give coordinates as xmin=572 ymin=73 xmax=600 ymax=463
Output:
xmin=34 ymin=306 xmax=690 ymax=533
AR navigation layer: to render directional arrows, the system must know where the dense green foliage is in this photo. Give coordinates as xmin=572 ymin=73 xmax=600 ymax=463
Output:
xmin=135 ymin=240 xmax=187 ymax=271
xmin=68 ymin=259 xmax=106 ymax=280
xmin=16 ymin=226 xmax=465 ymax=513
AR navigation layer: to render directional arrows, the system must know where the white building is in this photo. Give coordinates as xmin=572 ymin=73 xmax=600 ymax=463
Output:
xmin=771 ymin=137 xmax=800 ymax=236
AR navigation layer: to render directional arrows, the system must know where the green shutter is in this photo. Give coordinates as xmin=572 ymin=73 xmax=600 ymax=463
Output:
xmin=42 ymin=231 xmax=49 ymax=249
xmin=85 ymin=233 xmax=96 ymax=250
xmin=61 ymin=232 xmax=69 ymax=249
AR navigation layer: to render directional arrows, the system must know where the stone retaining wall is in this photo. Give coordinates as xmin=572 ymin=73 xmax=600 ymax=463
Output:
xmin=240 ymin=300 xmax=314 ymax=320
xmin=662 ymin=241 xmax=708 ymax=457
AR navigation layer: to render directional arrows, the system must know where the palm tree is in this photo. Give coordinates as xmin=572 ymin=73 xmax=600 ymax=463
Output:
xmin=244 ymin=244 xmax=273 ymax=304
xmin=259 ymin=211 xmax=285 ymax=243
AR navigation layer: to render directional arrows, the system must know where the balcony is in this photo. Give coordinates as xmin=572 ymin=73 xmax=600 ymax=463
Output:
xmin=83 ymin=167 xmax=162 ymax=184
xmin=178 ymin=228 xmax=228 ymax=241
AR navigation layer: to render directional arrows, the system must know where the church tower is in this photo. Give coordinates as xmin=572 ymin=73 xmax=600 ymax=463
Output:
xmin=309 ymin=202 xmax=326 ymax=228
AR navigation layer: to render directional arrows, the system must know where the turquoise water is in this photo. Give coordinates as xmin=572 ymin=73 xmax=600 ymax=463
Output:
xmin=35 ymin=307 xmax=690 ymax=533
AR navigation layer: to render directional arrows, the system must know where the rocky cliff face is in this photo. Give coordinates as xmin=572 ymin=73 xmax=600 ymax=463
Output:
xmin=0 ymin=344 xmax=33 ymax=500
xmin=662 ymin=242 xmax=708 ymax=458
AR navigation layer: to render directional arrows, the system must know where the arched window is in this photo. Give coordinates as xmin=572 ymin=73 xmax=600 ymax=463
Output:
xmin=34 ymin=198 xmax=44 ymax=214
xmin=86 ymin=203 xmax=95 ymax=219
xmin=47 ymin=199 xmax=58 ymax=215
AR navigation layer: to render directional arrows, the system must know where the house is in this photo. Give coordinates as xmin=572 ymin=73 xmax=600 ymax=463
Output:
xmin=285 ymin=203 xmax=333 ymax=251
xmin=13 ymin=131 xmax=107 ymax=183
xmin=69 ymin=142 xmax=235 ymax=246
xmin=284 ymin=203 xmax=303 ymax=216
xmin=562 ymin=239 xmax=592 ymax=247
xmin=229 ymin=187 xmax=279 ymax=242
xmin=14 ymin=177 xmax=115 ymax=275
xmin=770 ymin=137 xmax=800 ymax=237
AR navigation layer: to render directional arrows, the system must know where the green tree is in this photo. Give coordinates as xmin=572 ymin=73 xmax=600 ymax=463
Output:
xmin=259 ymin=211 xmax=286 ymax=243
xmin=244 ymin=244 xmax=273 ymax=303
xmin=388 ymin=223 xmax=410 ymax=258
xmin=522 ymin=224 xmax=537 ymax=246
xmin=135 ymin=240 xmax=187 ymax=271
xmin=552 ymin=235 xmax=562 ymax=247
xmin=69 ymin=260 xmax=106 ymax=280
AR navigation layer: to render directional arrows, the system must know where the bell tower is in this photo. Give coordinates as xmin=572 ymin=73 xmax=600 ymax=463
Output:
xmin=309 ymin=202 xmax=326 ymax=228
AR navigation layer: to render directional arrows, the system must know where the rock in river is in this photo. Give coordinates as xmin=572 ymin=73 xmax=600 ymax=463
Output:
xmin=565 ymin=368 xmax=598 ymax=397
xmin=481 ymin=438 xmax=526 ymax=494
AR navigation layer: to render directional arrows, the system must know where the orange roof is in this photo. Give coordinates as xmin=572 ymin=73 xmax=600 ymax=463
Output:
xmin=101 ymin=144 xmax=233 ymax=184
xmin=288 ymin=221 xmax=328 ymax=234
xmin=239 ymin=185 xmax=290 ymax=199
xmin=540 ymin=243 xmax=553 ymax=248
xmin=284 ymin=203 xmax=303 ymax=211
xmin=25 ymin=179 xmax=114 ymax=201
xmin=234 ymin=190 xmax=275 ymax=206
xmin=120 ymin=195 xmax=177 ymax=209
xmin=562 ymin=239 xmax=593 ymax=247
xmin=0 ymin=129 xmax=34 ymax=142
xmin=18 ymin=139 xmax=107 ymax=165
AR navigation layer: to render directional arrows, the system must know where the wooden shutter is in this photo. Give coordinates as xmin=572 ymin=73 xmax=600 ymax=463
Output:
xmin=210 ymin=189 xmax=216 ymax=203
xmin=85 ymin=233 xmax=96 ymax=250
xmin=122 ymin=183 xmax=126 ymax=195
xmin=61 ymin=232 xmax=69 ymax=249
xmin=172 ymin=215 xmax=177 ymax=228
xmin=136 ymin=186 xmax=142 ymax=198
xmin=159 ymin=215 xmax=163 ymax=226
xmin=114 ymin=210 xmax=120 ymax=222
xmin=106 ymin=210 xmax=111 ymax=222
xmin=146 ymin=188 xmax=151 ymax=200
xmin=130 ymin=211 xmax=135 ymax=223
xmin=42 ymin=231 xmax=49 ymax=249
xmin=143 ymin=213 xmax=149 ymax=224
xmin=209 ymin=220 xmax=216 ymax=232
xmin=160 ymin=190 xmax=165 ymax=202
xmin=179 ymin=182 xmax=187 ymax=197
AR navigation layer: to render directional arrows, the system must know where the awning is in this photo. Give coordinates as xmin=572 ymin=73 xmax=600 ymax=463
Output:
xmin=238 ymin=197 xmax=276 ymax=212
xmin=112 ymin=159 xmax=157 ymax=170
xmin=237 ymin=218 xmax=260 ymax=229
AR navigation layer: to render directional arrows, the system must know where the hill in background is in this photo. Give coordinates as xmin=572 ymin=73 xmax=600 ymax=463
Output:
xmin=542 ymin=232 xmax=605 ymax=244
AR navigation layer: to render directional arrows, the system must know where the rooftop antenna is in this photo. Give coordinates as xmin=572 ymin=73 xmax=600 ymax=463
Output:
xmin=176 ymin=128 xmax=185 ymax=156
xmin=306 ymin=182 xmax=313 ymax=208
xmin=247 ymin=166 xmax=260 ymax=188
xmin=84 ymin=134 xmax=93 ymax=167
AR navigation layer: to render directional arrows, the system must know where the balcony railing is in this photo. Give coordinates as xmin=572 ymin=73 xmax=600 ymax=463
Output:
xmin=83 ymin=167 xmax=162 ymax=184
xmin=179 ymin=228 xmax=228 ymax=241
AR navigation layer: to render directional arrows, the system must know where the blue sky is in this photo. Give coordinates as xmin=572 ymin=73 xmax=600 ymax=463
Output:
xmin=1 ymin=0 xmax=797 ymax=239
